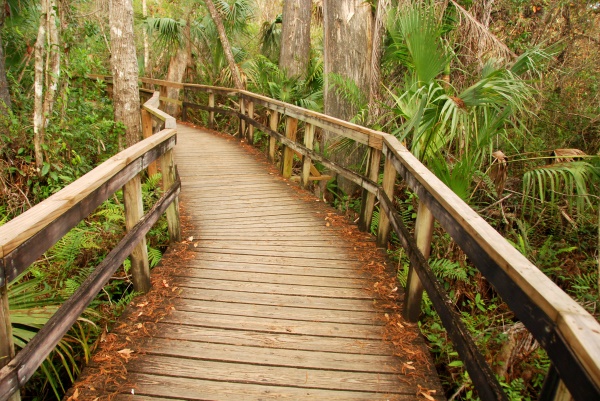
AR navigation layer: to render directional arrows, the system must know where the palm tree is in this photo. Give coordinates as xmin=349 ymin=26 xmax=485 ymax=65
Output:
xmin=384 ymin=2 xmax=534 ymax=202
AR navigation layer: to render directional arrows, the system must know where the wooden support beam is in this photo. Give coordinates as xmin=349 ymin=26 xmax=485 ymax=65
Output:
xmin=281 ymin=117 xmax=298 ymax=179
xmin=208 ymin=93 xmax=215 ymax=129
xmin=141 ymin=109 xmax=158 ymax=177
xmin=376 ymin=156 xmax=396 ymax=247
xmin=358 ymin=148 xmax=381 ymax=232
xmin=239 ymin=98 xmax=246 ymax=138
xmin=247 ymin=101 xmax=254 ymax=143
xmin=301 ymin=123 xmax=315 ymax=187
xmin=404 ymin=203 xmax=434 ymax=322
xmin=268 ymin=111 xmax=279 ymax=163
xmin=123 ymin=175 xmax=150 ymax=293
xmin=160 ymin=149 xmax=181 ymax=243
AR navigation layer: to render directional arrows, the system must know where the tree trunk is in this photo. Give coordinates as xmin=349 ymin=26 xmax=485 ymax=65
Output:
xmin=204 ymin=0 xmax=244 ymax=90
xmin=160 ymin=20 xmax=191 ymax=116
xmin=323 ymin=0 xmax=373 ymax=195
xmin=33 ymin=0 xmax=48 ymax=172
xmin=42 ymin=0 xmax=60 ymax=128
xmin=367 ymin=0 xmax=390 ymax=123
xmin=109 ymin=0 xmax=150 ymax=293
xmin=142 ymin=0 xmax=149 ymax=75
xmin=109 ymin=0 xmax=142 ymax=147
xmin=279 ymin=0 xmax=311 ymax=78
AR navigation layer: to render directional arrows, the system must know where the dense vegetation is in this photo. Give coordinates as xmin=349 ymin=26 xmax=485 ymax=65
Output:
xmin=0 ymin=0 xmax=598 ymax=399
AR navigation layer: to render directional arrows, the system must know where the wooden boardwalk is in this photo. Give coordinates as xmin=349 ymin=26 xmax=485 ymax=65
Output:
xmin=108 ymin=124 xmax=443 ymax=400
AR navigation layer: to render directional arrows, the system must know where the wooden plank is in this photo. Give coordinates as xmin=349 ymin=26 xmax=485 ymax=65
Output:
xmin=183 ymin=260 xmax=366 ymax=279
xmin=175 ymin=277 xmax=372 ymax=299
xmin=160 ymin=149 xmax=181 ymax=242
xmin=186 ymin=253 xmax=362 ymax=269
xmin=358 ymin=147 xmax=381 ymax=232
xmin=268 ymin=110 xmax=278 ymax=162
xmin=170 ymin=299 xmax=380 ymax=324
xmin=150 ymin=323 xmax=392 ymax=355
xmin=0 ymin=286 xmax=19 ymax=401
xmin=189 ymin=247 xmax=352 ymax=261
xmin=161 ymin=310 xmax=384 ymax=339
xmin=127 ymin=355 xmax=404 ymax=393
xmin=116 ymin=373 xmax=409 ymax=401
xmin=301 ymin=123 xmax=315 ymax=187
xmin=208 ymin=92 xmax=215 ymax=129
xmin=143 ymin=338 xmax=397 ymax=373
xmin=175 ymin=288 xmax=381 ymax=312
xmin=174 ymin=268 xmax=365 ymax=289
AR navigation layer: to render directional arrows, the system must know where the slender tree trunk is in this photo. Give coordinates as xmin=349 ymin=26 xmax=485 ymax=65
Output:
xmin=368 ymin=0 xmax=390 ymax=123
xmin=42 ymin=0 xmax=60 ymax=128
xmin=279 ymin=0 xmax=311 ymax=78
xmin=323 ymin=0 xmax=373 ymax=194
xmin=33 ymin=0 xmax=48 ymax=172
xmin=204 ymin=0 xmax=244 ymax=89
xmin=143 ymin=0 xmax=149 ymax=75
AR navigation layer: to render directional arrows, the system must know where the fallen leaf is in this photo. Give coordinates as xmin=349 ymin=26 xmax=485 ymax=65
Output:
xmin=117 ymin=348 xmax=134 ymax=359
xmin=186 ymin=236 xmax=194 ymax=242
xmin=136 ymin=302 xmax=149 ymax=308
xmin=162 ymin=279 xmax=169 ymax=288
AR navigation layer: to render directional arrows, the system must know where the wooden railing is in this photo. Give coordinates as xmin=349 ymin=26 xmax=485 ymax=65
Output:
xmin=0 ymin=91 xmax=180 ymax=401
xmin=100 ymin=75 xmax=600 ymax=401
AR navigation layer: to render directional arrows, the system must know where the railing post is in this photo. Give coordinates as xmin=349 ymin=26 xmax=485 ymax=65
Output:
xmin=141 ymin=109 xmax=158 ymax=177
xmin=540 ymin=366 xmax=574 ymax=401
xmin=301 ymin=123 xmax=315 ymax=187
xmin=208 ymin=92 xmax=215 ymax=129
xmin=281 ymin=116 xmax=298 ymax=179
xmin=239 ymin=97 xmax=246 ymax=138
xmin=376 ymin=156 xmax=397 ymax=247
xmin=403 ymin=203 xmax=434 ymax=322
xmin=160 ymin=148 xmax=181 ymax=243
xmin=358 ymin=148 xmax=382 ymax=232
xmin=0 ymin=285 xmax=20 ymax=401
xmin=123 ymin=176 xmax=151 ymax=293
xmin=247 ymin=100 xmax=254 ymax=143
xmin=268 ymin=110 xmax=279 ymax=162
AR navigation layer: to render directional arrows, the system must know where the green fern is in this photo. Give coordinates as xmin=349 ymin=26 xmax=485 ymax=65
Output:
xmin=429 ymin=258 xmax=468 ymax=282
xmin=148 ymin=246 xmax=163 ymax=268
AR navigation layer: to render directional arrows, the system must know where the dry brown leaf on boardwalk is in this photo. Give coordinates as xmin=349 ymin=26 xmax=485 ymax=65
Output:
xmin=117 ymin=348 xmax=134 ymax=360
xmin=417 ymin=385 xmax=437 ymax=400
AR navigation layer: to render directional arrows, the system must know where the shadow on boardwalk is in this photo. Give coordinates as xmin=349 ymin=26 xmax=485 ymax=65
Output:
xmin=66 ymin=124 xmax=444 ymax=401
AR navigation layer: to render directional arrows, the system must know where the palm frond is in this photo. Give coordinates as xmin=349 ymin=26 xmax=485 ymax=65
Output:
xmin=144 ymin=17 xmax=186 ymax=50
xmin=522 ymin=159 xmax=600 ymax=217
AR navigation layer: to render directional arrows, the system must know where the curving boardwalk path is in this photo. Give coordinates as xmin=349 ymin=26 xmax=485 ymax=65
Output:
xmin=111 ymin=124 xmax=443 ymax=400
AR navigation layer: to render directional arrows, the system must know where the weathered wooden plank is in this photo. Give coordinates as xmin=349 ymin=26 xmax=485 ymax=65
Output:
xmin=175 ymin=268 xmax=365 ymax=289
xmin=127 ymin=355 xmax=404 ymax=393
xmin=188 ymin=252 xmax=363 ymax=269
xmin=183 ymin=260 xmax=366 ymax=279
xmin=175 ymin=277 xmax=371 ymax=299
xmin=189 ymin=247 xmax=352 ymax=261
xmin=175 ymin=288 xmax=381 ymax=312
xmin=143 ymin=338 xmax=398 ymax=373
xmin=150 ymin=323 xmax=392 ymax=355
xmin=161 ymin=309 xmax=384 ymax=339
xmin=169 ymin=299 xmax=380 ymax=324
xmin=116 ymin=373 xmax=409 ymax=401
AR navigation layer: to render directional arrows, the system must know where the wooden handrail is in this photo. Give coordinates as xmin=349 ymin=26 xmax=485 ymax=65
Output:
xmin=0 ymin=89 xmax=181 ymax=400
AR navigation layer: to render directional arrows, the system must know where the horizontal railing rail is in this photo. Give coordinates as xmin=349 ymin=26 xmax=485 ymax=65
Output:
xmin=91 ymin=75 xmax=600 ymax=401
xmin=0 ymin=90 xmax=180 ymax=401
